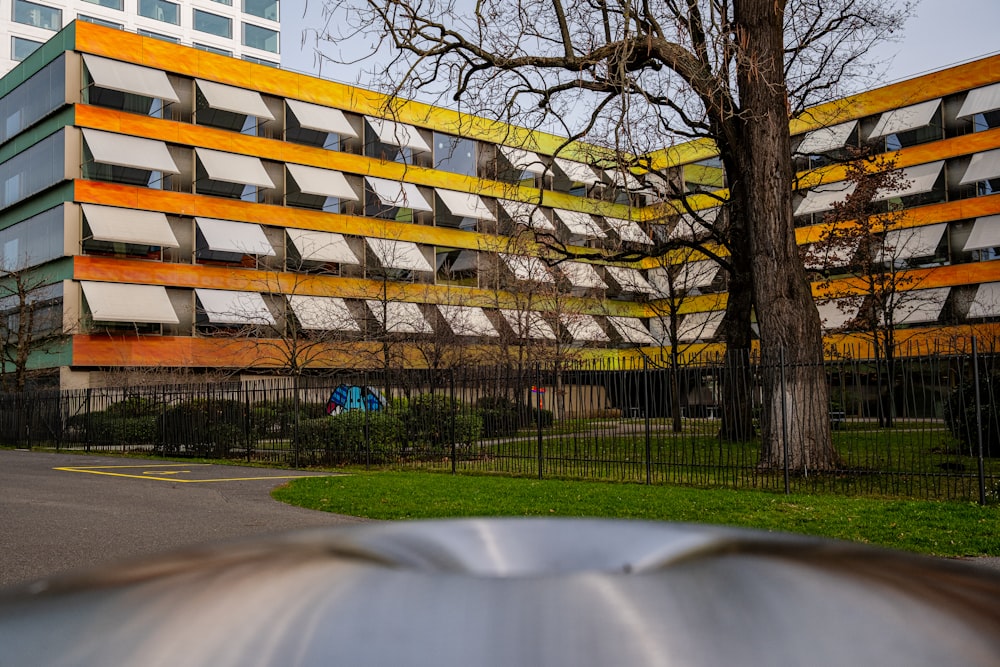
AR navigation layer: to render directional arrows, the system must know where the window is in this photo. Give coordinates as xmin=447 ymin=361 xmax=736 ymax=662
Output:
xmin=243 ymin=0 xmax=278 ymax=21
xmin=82 ymin=0 xmax=123 ymax=8
xmin=0 ymin=130 xmax=65 ymax=209
xmin=434 ymin=134 xmax=477 ymax=177
xmin=0 ymin=55 xmax=65 ymax=143
xmin=194 ymin=43 xmax=232 ymax=56
xmin=78 ymin=14 xmax=123 ymax=28
xmin=137 ymin=29 xmax=178 ymax=42
xmin=138 ymin=0 xmax=179 ymax=24
xmin=242 ymin=22 xmax=278 ymax=52
xmin=194 ymin=9 xmax=232 ymax=37
xmin=12 ymin=0 xmax=61 ymax=30
xmin=242 ymin=55 xmax=277 ymax=67
xmin=11 ymin=36 xmax=42 ymax=62
xmin=210 ymin=0 xmax=232 ymax=4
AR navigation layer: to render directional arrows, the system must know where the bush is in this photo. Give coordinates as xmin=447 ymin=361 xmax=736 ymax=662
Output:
xmin=83 ymin=413 xmax=159 ymax=446
xmin=477 ymin=396 xmax=521 ymax=438
xmin=104 ymin=396 xmax=161 ymax=418
xmin=157 ymin=399 xmax=248 ymax=457
xmin=402 ymin=394 xmax=464 ymax=447
xmin=299 ymin=411 xmax=403 ymax=465
xmin=944 ymin=373 xmax=1000 ymax=457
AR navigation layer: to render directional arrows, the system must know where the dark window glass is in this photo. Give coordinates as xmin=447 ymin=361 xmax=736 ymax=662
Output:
xmin=12 ymin=0 xmax=61 ymax=29
xmin=242 ymin=22 xmax=278 ymax=52
xmin=138 ymin=0 xmax=179 ymax=24
xmin=11 ymin=36 xmax=42 ymax=62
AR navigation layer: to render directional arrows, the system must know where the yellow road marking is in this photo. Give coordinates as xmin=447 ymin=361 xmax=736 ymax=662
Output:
xmin=54 ymin=465 xmax=327 ymax=483
xmin=142 ymin=470 xmax=190 ymax=475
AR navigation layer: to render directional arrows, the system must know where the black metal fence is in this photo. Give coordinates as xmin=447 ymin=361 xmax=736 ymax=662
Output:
xmin=3 ymin=347 xmax=1000 ymax=502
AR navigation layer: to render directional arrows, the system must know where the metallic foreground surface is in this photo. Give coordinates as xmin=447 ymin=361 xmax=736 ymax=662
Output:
xmin=1 ymin=519 xmax=999 ymax=666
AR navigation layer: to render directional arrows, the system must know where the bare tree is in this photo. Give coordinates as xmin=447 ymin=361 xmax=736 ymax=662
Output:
xmin=0 ymin=261 xmax=64 ymax=392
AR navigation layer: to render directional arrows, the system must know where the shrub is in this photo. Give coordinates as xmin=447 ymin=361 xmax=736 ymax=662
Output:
xmin=944 ymin=373 xmax=1000 ymax=457
xmin=299 ymin=411 xmax=403 ymax=465
xmin=84 ymin=413 xmax=159 ymax=446
xmin=157 ymin=398 xmax=248 ymax=457
xmin=477 ymin=396 xmax=521 ymax=438
xmin=104 ymin=396 xmax=161 ymax=418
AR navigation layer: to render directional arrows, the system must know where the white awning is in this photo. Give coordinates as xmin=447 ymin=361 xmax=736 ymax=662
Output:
xmin=500 ymin=310 xmax=556 ymax=339
xmin=365 ymin=116 xmax=432 ymax=152
xmin=604 ymin=266 xmax=655 ymax=294
xmin=559 ymin=262 xmax=608 ymax=289
xmin=499 ymin=253 xmax=553 ymax=282
xmin=884 ymin=288 xmax=949 ymax=325
xmin=196 ymin=289 xmax=275 ymax=325
xmin=879 ymin=223 xmax=947 ymax=262
xmin=196 ymin=148 xmax=275 ymax=188
xmin=669 ymin=209 xmax=718 ymax=239
xmin=287 ymin=295 xmax=359 ymax=331
xmin=287 ymin=229 xmax=359 ymax=264
xmin=83 ymin=53 xmax=179 ymax=102
xmin=499 ymin=146 xmax=547 ymax=175
xmin=435 ymin=188 xmax=496 ymax=221
xmin=963 ymin=215 xmax=1000 ymax=252
xmin=553 ymin=209 xmax=606 ymax=239
xmin=82 ymin=128 xmax=179 ymax=174
xmin=969 ymin=282 xmax=1000 ymax=318
xmin=365 ymin=237 xmax=433 ymax=272
xmin=604 ymin=217 xmax=652 ymax=245
xmin=286 ymin=163 xmax=358 ymax=200
xmin=196 ymin=217 xmax=275 ymax=255
xmin=677 ymin=310 xmax=724 ymax=342
xmin=81 ymin=203 xmax=179 ymax=247
xmin=553 ymin=157 xmax=600 ymax=185
xmin=196 ymin=79 xmax=274 ymax=120
xmin=607 ymin=316 xmax=655 ymax=345
xmin=82 ymin=281 xmax=178 ymax=324
xmin=795 ymin=120 xmax=857 ymax=155
xmin=958 ymin=82 xmax=1000 ymax=119
xmin=878 ymin=161 xmax=943 ymax=199
xmin=365 ymin=176 xmax=433 ymax=212
xmin=794 ymin=181 xmax=856 ymax=216
xmin=366 ymin=300 xmax=433 ymax=334
xmin=816 ymin=299 xmax=860 ymax=331
xmin=960 ymin=149 xmax=1000 ymax=185
xmin=286 ymin=99 xmax=357 ymax=137
xmin=678 ymin=260 xmax=720 ymax=290
xmin=437 ymin=305 xmax=499 ymax=337
xmin=867 ymin=99 xmax=940 ymax=139
xmin=437 ymin=249 xmax=478 ymax=273
xmin=803 ymin=240 xmax=859 ymax=270
xmin=498 ymin=199 xmax=554 ymax=230
xmin=559 ymin=313 xmax=609 ymax=342
xmin=605 ymin=168 xmax=643 ymax=190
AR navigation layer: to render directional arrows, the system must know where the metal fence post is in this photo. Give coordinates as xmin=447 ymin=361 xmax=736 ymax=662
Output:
xmin=643 ymin=357 xmax=652 ymax=485
xmin=535 ymin=364 xmax=544 ymax=480
xmin=450 ymin=369 xmax=457 ymax=475
xmin=972 ymin=337 xmax=986 ymax=506
xmin=780 ymin=348 xmax=790 ymax=495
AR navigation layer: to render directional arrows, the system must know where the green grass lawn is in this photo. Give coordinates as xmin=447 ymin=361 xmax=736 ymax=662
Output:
xmin=272 ymin=470 xmax=1000 ymax=557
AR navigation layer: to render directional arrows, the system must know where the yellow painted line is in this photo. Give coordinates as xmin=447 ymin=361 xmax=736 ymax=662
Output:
xmin=54 ymin=466 xmax=330 ymax=483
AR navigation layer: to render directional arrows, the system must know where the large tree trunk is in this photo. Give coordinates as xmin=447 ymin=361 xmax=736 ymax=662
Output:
xmin=733 ymin=0 xmax=838 ymax=471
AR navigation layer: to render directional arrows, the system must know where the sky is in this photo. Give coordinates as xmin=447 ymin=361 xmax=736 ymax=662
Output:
xmin=280 ymin=1 xmax=1000 ymax=94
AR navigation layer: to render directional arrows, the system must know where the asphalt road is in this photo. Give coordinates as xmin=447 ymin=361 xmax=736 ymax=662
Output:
xmin=0 ymin=449 xmax=363 ymax=589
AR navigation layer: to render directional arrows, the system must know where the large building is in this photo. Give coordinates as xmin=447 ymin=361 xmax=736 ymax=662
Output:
xmin=1 ymin=21 xmax=1000 ymax=389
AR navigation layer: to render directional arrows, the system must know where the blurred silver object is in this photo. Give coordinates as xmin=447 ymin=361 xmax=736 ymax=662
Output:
xmin=1 ymin=518 xmax=999 ymax=666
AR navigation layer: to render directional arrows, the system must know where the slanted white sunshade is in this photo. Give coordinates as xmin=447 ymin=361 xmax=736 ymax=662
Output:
xmin=554 ymin=209 xmax=606 ymax=239
xmin=435 ymin=189 xmax=496 ymax=221
xmin=969 ymin=282 xmax=1000 ymax=318
xmin=560 ymin=313 xmax=609 ymax=342
xmin=607 ymin=316 xmax=656 ymax=345
xmin=82 ymin=204 xmax=179 ymax=247
xmin=794 ymin=181 xmax=857 ymax=217
xmin=287 ymin=229 xmax=359 ymax=264
xmin=287 ymin=295 xmax=359 ymax=331
xmin=438 ymin=305 xmax=499 ymax=337
xmin=795 ymin=120 xmax=857 ymax=155
xmin=499 ymin=253 xmax=554 ymax=282
xmin=669 ymin=209 xmax=718 ymax=240
xmin=877 ymin=161 xmax=943 ymax=200
xmin=366 ymin=300 xmax=433 ymax=334
xmin=678 ymin=260 xmax=720 ymax=290
xmin=963 ymin=215 xmax=1000 ymax=252
xmin=815 ymin=299 xmax=860 ymax=331
xmin=365 ymin=176 xmax=434 ymax=212
xmin=958 ymin=82 xmax=1000 ymax=119
xmin=604 ymin=217 xmax=652 ymax=245
xmin=286 ymin=99 xmax=358 ymax=137
xmin=559 ymin=262 xmax=608 ymax=289
xmin=196 ymin=217 xmax=275 ymax=255
xmin=498 ymin=199 xmax=554 ymax=230
xmin=867 ymin=99 xmax=941 ymax=139
xmin=196 ymin=148 xmax=275 ymax=188
xmin=196 ymin=289 xmax=275 ymax=325
xmin=82 ymin=281 xmax=178 ymax=324
xmin=286 ymin=163 xmax=359 ymax=200
xmin=883 ymin=287 xmax=950 ymax=325
xmin=196 ymin=79 xmax=274 ymax=120
xmin=82 ymin=128 xmax=180 ymax=174
xmin=499 ymin=146 xmax=547 ymax=175
xmin=803 ymin=240 xmax=860 ymax=270
xmin=605 ymin=168 xmax=643 ymax=190
xmin=604 ymin=266 xmax=655 ymax=294
xmin=960 ymin=149 xmax=1000 ymax=185
xmin=365 ymin=116 xmax=432 ymax=152
xmin=365 ymin=237 xmax=433 ymax=272
xmin=878 ymin=223 xmax=947 ymax=262
xmin=500 ymin=310 xmax=556 ymax=339
xmin=553 ymin=157 xmax=600 ymax=185
xmin=83 ymin=54 xmax=179 ymax=102
xmin=678 ymin=310 xmax=724 ymax=342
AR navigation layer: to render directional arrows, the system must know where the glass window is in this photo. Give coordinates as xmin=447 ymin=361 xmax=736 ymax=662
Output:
xmin=242 ymin=54 xmax=277 ymax=67
xmin=194 ymin=43 xmax=232 ymax=56
xmin=434 ymin=134 xmax=477 ymax=177
xmin=194 ymin=9 xmax=232 ymax=38
xmin=138 ymin=0 xmax=179 ymax=24
xmin=0 ymin=130 xmax=66 ymax=209
xmin=78 ymin=14 xmax=123 ymax=28
xmin=137 ymin=29 xmax=178 ymax=42
xmin=210 ymin=0 xmax=233 ymax=4
xmin=0 ymin=55 xmax=66 ymax=143
xmin=10 ymin=36 xmax=42 ymax=62
xmin=242 ymin=22 xmax=278 ymax=52
xmin=12 ymin=0 xmax=61 ymax=30
xmin=82 ymin=0 xmax=123 ymax=9
xmin=0 ymin=207 xmax=64 ymax=269
xmin=243 ymin=0 xmax=278 ymax=21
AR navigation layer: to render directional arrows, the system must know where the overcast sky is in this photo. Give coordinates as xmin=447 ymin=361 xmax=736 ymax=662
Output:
xmin=281 ymin=1 xmax=1000 ymax=94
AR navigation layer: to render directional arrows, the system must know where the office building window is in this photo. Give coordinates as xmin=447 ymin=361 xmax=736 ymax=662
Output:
xmin=82 ymin=0 xmax=123 ymax=9
xmin=434 ymin=134 xmax=477 ymax=177
xmin=11 ymin=36 xmax=42 ymax=62
xmin=194 ymin=9 xmax=232 ymax=38
xmin=138 ymin=0 xmax=179 ymax=24
xmin=79 ymin=14 xmax=123 ymax=28
xmin=242 ymin=54 xmax=277 ymax=67
xmin=210 ymin=0 xmax=232 ymax=4
xmin=242 ymin=23 xmax=278 ymax=52
xmin=12 ymin=0 xmax=61 ymax=30
xmin=194 ymin=43 xmax=232 ymax=56
xmin=243 ymin=0 xmax=277 ymax=21
xmin=137 ymin=29 xmax=178 ymax=42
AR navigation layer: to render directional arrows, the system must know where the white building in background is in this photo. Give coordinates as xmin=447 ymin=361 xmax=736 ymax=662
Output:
xmin=0 ymin=0 xmax=280 ymax=75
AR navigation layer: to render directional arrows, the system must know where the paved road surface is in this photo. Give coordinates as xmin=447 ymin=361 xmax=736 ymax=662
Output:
xmin=0 ymin=449 xmax=363 ymax=589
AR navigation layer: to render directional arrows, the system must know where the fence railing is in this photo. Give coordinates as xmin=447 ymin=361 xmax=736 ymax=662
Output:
xmin=3 ymin=350 xmax=999 ymax=502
